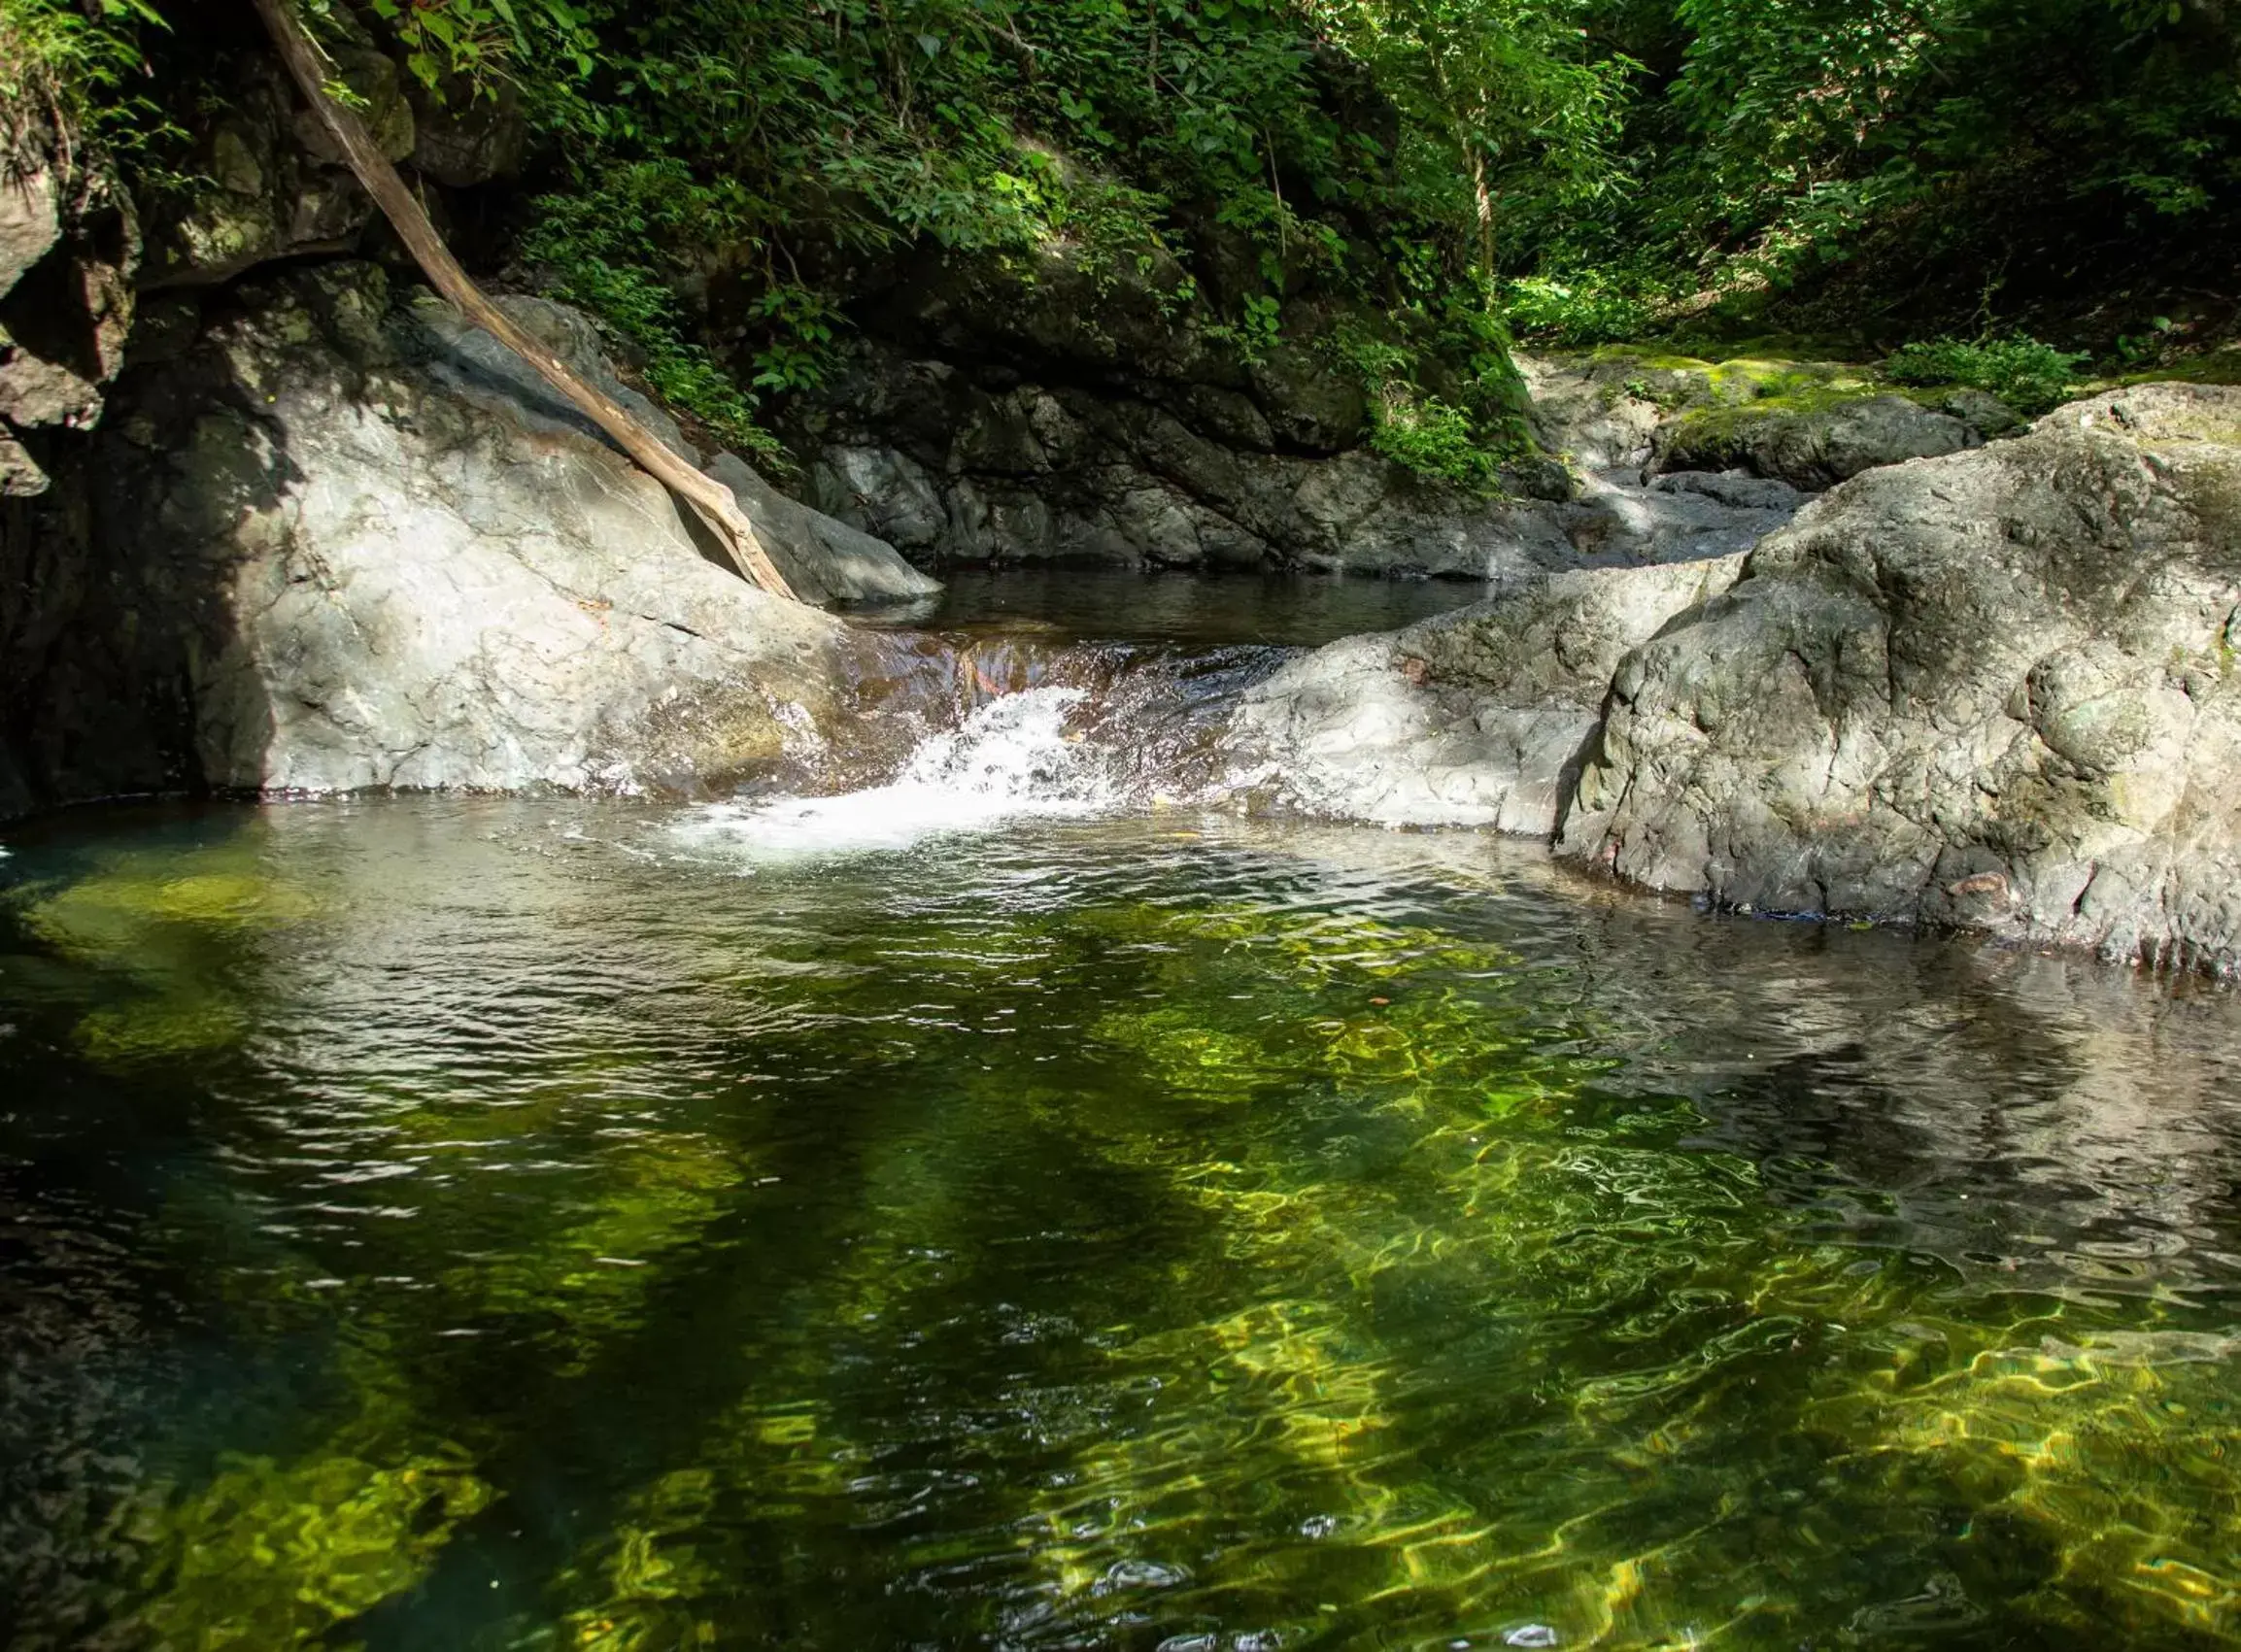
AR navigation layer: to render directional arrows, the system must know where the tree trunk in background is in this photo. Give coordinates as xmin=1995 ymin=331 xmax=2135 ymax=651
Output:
xmin=249 ymin=0 xmax=800 ymax=603
xmin=1467 ymin=126 xmax=1497 ymax=282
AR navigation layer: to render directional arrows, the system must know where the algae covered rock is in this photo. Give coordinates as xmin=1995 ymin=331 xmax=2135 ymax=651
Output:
xmin=1651 ymin=391 xmax=1979 ymax=490
xmin=1518 ymin=348 xmax=2021 ymax=492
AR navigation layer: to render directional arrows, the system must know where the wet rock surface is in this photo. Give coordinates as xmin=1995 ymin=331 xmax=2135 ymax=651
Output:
xmin=1226 ymin=383 xmax=2241 ymax=974
xmin=1222 ymin=556 xmax=1745 ymax=830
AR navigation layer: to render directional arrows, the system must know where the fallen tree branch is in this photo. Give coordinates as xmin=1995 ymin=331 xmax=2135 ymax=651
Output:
xmin=250 ymin=0 xmax=799 ymax=602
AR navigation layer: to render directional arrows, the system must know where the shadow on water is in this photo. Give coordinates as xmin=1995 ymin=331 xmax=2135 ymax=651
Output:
xmin=3 ymin=801 xmax=2241 ymax=1648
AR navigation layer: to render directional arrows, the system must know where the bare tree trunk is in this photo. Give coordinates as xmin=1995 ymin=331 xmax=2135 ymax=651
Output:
xmin=250 ymin=0 xmax=799 ymax=603
xmin=1466 ymin=124 xmax=1497 ymax=283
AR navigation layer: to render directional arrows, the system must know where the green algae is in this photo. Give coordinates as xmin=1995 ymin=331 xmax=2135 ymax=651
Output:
xmin=8 ymin=832 xmax=323 ymax=1067
xmin=133 ymin=1447 xmax=495 ymax=1650
xmin=5 ymin=804 xmax=2241 ymax=1648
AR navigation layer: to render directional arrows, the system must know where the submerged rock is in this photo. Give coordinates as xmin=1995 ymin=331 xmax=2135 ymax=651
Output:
xmin=1227 ymin=383 xmax=2241 ymax=974
xmin=9 ymin=263 xmax=927 ymax=805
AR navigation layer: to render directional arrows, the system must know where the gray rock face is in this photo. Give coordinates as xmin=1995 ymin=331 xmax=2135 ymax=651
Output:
xmin=0 ymin=118 xmax=139 ymax=495
xmin=10 ymin=264 xmax=918 ymax=806
xmin=705 ymin=454 xmax=940 ymax=605
xmin=405 ymin=294 xmax=937 ymax=609
xmin=1225 ymin=384 xmax=2241 ymax=975
xmin=0 ymin=160 xmax=60 ymax=296
xmin=1570 ymin=384 xmax=2241 ymax=971
xmin=139 ymin=60 xmax=382 ymax=290
xmin=404 ymin=75 xmax=528 ymax=187
xmin=1221 ymin=556 xmax=1745 ymax=831
xmin=805 ymin=343 xmax=1805 ymax=580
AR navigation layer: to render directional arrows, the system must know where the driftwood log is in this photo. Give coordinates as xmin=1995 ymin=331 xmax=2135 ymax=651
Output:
xmin=250 ymin=0 xmax=800 ymax=602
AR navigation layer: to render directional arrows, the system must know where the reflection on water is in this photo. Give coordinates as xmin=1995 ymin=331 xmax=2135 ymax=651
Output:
xmin=849 ymin=566 xmax=1494 ymax=646
xmin=3 ymin=798 xmax=2241 ymax=1650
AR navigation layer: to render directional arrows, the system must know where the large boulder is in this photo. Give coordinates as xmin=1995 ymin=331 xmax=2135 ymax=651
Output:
xmin=1516 ymin=350 xmax=2022 ymax=492
xmin=1224 ymin=383 xmax=2241 ymax=974
xmin=1651 ymin=392 xmax=1978 ymax=490
xmin=1564 ymin=384 xmax=2241 ymax=971
xmin=405 ymin=294 xmax=936 ymax=608
xmin=10 ymin=263 xmax=922 ymax=805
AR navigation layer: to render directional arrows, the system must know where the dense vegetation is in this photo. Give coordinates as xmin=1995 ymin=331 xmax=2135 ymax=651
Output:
xmin=7 ymin=0 xmax=2238 ymax=464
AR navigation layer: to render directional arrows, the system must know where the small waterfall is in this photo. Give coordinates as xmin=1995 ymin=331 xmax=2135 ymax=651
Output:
xmin=680 ymin=631 xmax=1292 ymax=857
xmin=684 ymin=686 xmax=1110 ymax=855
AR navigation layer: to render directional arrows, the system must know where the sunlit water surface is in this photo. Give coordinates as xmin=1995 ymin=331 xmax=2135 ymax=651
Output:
xmin=4 ymin=797 xmax=2241 ymax=1651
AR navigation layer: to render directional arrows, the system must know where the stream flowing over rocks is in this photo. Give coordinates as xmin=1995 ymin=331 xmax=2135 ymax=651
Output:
xmin=7 ymin=121 xmax=2241 ymax=974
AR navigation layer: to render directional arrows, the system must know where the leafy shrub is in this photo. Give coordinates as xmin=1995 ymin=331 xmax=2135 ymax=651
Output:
xmin=520 ymin=162 xmax=785 ymax=461
xmin=1884 ymin=336 xmax=2089 ymax=417
xmin=1370 ymin=393 xmax=1502 ymax=489
xmin=1501 ymin=276 xmax=1663 ymax=348
xmin=1 ymin=0 xmax=168 ymax=157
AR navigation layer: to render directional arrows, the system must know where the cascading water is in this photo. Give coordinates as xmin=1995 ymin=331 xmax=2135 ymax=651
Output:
xmin=684 ymin=629 xmax=1293 ymax=857
xmin=684 ymin=686 xmax=1111 ymax=855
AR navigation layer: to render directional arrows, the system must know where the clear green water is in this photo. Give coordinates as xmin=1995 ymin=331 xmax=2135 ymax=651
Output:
xmin=4 ymin=799 xmax=2241 ymax=1650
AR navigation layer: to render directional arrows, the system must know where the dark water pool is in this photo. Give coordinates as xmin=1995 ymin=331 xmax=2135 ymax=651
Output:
xmin=848 ymin=567 xmax=1495 ymax=647
xmin=3 ymin=799 xmax=2240 ymax=1649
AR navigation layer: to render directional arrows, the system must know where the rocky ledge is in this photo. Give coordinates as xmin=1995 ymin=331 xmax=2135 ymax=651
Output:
xmin=796 ymin=271 xmax=2024 ymax=583
xmin=2 ymin=264 xmax=934 ymax=815
xmin=1225 ymin=383 xmax=2241 ymax=976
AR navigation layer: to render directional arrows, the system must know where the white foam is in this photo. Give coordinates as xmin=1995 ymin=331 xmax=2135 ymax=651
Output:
xmin=679 ymin=687 xmax=1111 ymax=858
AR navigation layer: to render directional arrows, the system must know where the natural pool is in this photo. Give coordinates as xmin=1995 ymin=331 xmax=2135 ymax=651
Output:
xmin=5 ymin=793 xmax=2241 ymax=1650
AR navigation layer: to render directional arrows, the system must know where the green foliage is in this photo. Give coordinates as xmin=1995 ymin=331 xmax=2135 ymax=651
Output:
xmin=0 ymin=0 xmax=167 ymax=157
xmin=358 ymin=0 xmax=597 ymax=93
xmin=1368 ymin=390 xmax=1499 ymax=486
xmin=1304 ymin=0 xmax=1635 ymax=276
xmin=1885 ymin=335 xmax=2089 ymax=416
xmin=48 ymin=0 xmax=2240 ymax=461
xmin=348 ymin=0 xmax=1625 ymax=447
xmin=518 ymin=160 xmax=783 ymax=457
xmin=1531 ymin=0 xmax=2241 ymax=343
xmin=1501 ymin=271 xmax=1664 ymax=345
xmin=1331 ymin=306 xmax=1527 ymax=488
